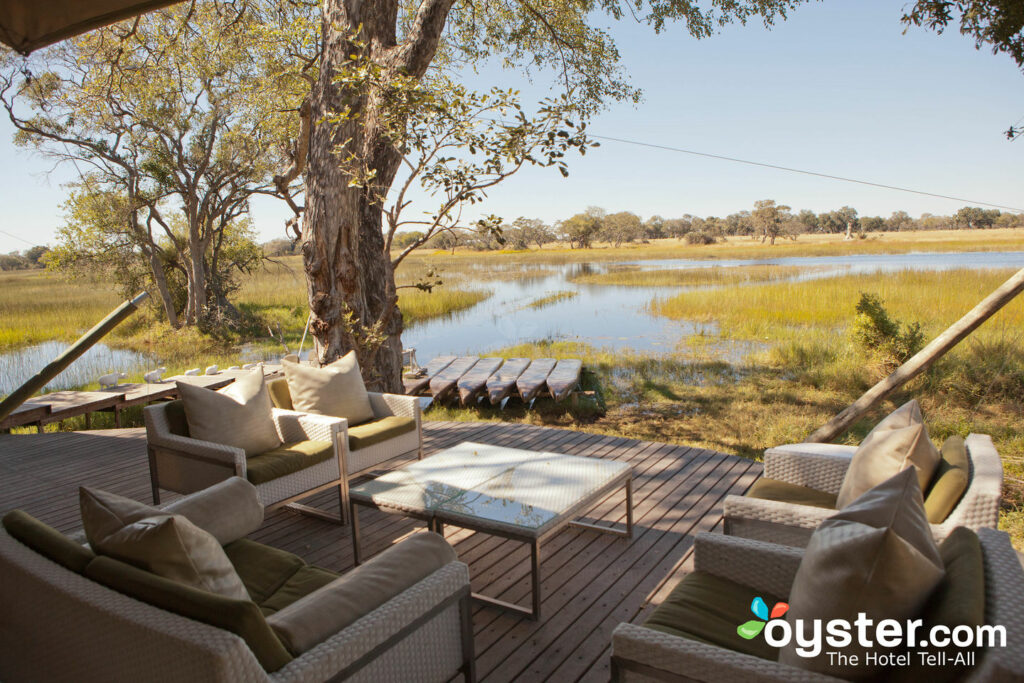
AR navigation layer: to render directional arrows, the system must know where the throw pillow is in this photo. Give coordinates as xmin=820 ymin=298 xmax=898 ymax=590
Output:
xmin=282 ymin=351 xmax=374 ymax=426
xmin=836 ymin=399 xmax=940 ymax=508
xmin=780 ymin=468 xmax=944 ymax=679
xmin=177 ymin=370 xmax=281 ymax=457
xmin=81 ymin=487 xmax=248 ymax=600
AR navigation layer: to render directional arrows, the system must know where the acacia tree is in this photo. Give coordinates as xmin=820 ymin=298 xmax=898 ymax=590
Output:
xmin=293 ymin=0 xmax=807 ymax=391
xmin=0 ymin=1 xmax=313 ymax=327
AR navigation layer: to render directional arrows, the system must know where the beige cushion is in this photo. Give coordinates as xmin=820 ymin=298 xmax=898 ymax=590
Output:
xmin=81 ymin=487 xmax=249 ymax=600
xmin=835 ymin=399 xmax=940 ymax=508
xmin=266 ymin=532 xmax=456 ymax=654
xmin=780 ymin=468 xmax=944 ymax=678
xmin=282 ymin=352 xmax=374 ymax=426
xmin=177 ymin=371 xmax=282 ymax=457
xmin=162 ymin=477 xmax=264 ymax=545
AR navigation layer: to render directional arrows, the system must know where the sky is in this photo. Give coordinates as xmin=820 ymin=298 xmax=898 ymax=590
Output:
xmin=0 ymin=1 xmax=1022 ymax=253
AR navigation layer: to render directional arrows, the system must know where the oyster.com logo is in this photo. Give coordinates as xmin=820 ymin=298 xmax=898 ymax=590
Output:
xmin=737 ymin=597 xmax=789 ymax=640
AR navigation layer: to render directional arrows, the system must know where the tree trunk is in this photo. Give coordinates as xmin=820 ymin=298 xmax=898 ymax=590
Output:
xmin=148 ymin=251 xmax=179 ymax=328
xmin=301 ymin=0 xmax=451 ymax=392
xmin=806 ymin=267 xmax=1024 ymax=443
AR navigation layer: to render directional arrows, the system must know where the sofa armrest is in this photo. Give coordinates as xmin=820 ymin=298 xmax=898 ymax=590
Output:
xmin=267 ymin=532 xmax=456 ymax=655
xmin=272 ymin=408 xmax=346 ymax=446
xmin=148 ymin=433 xmax=245 ymax=470
xmin=973 ymin=529 xmax=1024 ymax=681
xmin=368 ymin=392 xmax=421 ymax=421
xmin=692 ymin=533 xmax=802 ymax=599
xmin=764 ymin=445 xmax=854 ymax=495
xmin=161 ymin=477 xmax=264 ymax=545
xmin=612 ymin=623 xmax=840 ymax=683
xmin=723 ymin=495 xmax=834 ymax=547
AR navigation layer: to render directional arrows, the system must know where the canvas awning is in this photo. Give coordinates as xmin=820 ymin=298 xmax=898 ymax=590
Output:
xmin=0 ymin=0 xmax=185 ymax=54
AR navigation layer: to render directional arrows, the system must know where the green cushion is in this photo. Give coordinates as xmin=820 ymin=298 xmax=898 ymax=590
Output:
xmin=2 ymin=510 xmax=94 ymax=574
xmin=224 ymin=538 xmax=306 ymax=604
xmin=923 ymin=435 xmax=970 ymax=524
xmin=245 ymin=440 xmax=334 ymax=485
xmin=347 ymin=416 xmax=416 ymax=451
xmin=84 ymin=555 xmax=292 ymax=672
xmin=260 ymin=566 xmax=338 ymax=615
xmin=745 ymin=477 xmax=837 ymax=509
xmin=890 ymin=527 xmax=985 ymax=683
xmin=644 ymin=570 xmax=784 ymax=661
xmin=164 ymin=399 xmax=190 ymax=437
xmin=267 ymin=378 xmax=293 ymax=411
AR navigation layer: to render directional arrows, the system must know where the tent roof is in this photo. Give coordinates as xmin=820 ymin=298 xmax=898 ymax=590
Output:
xmin=0 ymin=0 xmax=184 ymax=54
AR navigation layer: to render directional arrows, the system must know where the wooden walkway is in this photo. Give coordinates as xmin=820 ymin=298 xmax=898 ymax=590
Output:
xmin=0 ymin=421 xmax=760 ymax=682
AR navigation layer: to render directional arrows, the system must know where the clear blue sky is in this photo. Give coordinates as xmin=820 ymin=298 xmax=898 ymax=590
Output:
xmin=0 ymin=1 xmax=1021 ymax=253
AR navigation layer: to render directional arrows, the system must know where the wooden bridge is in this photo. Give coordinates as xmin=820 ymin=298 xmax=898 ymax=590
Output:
xmin=0 ymin=420 xmax=759 ymax=682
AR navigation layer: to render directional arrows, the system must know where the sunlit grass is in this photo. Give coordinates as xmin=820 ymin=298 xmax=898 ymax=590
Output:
xmin=524 ymin=290 xmax=578 ymax=309
xmin=570 ymin=264 xmax=810 ymax=287
xmin=654 ymin=268 xmax=1024 ymax=343
xmin=0 ymin=270 xmax=122 ymax=351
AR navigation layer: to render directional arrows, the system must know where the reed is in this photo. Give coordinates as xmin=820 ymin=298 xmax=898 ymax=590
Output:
xmin=525 ymin=290 xmax=578 ymax=309
xmin=570 ymin=264 xmax=809 ymax=287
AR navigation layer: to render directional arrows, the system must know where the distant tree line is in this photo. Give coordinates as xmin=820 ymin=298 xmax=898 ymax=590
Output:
xmin=377 ymin=202 xmax=1023 ymax=252
xmin=0 ymin=246 xmax=49 ymax=271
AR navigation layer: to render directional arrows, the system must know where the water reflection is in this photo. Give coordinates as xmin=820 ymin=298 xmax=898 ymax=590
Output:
xmin=0 ymin=341 xmax=154 ymax=396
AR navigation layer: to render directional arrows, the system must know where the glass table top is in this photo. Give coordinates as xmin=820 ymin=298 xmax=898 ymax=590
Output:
xmin=350 ymin=442 xmax=631 ymax=532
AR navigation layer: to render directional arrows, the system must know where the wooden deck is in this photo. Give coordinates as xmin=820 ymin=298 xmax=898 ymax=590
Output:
xmin=0 ymin=421 xmax=760 ymax=682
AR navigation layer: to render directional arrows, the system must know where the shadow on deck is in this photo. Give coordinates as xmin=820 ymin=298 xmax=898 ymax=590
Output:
xmin=0 ymin=420 xmax=759 ymax=683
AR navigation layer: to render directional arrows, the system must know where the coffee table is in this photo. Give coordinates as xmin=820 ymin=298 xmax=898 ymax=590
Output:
xmin=348 ymin=442 xmax=633 ymax=620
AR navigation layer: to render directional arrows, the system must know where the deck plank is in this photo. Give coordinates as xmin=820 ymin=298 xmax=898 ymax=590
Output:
xmin=0 ymin=420 xmax=759 ymax=682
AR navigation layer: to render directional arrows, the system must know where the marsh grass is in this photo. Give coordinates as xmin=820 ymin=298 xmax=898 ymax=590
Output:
xmin=570 ymin=264 xmax=810 ymax=287
xmin=524 ymin=290 xmax=578 ymax=309
xmin=654 ymin=268 xmax=1024 ymax=343
xmin=0 ymin=270 xmax=122 ymax=350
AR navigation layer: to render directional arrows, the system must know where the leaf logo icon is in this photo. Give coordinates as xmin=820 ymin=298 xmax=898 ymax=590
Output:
xmin=736 ymin=597 xmax=789 ymax=640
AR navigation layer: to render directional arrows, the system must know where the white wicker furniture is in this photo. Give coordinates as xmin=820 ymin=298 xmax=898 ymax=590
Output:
xmin=722 ymin=433 xmax=1003 ymax=547
xmin=0 ymin=482 xmax=476 ymax=683
xmin=145 ymin=400 xmax=349 ymax=522
xmin=611 ymin=529 xmax=1024 ymax=682
xmin=349 ymin=442 xmax=633 ymax=620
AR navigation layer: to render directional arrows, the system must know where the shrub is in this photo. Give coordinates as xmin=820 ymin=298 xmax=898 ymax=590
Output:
xmin=684 ymin=231 xmax=717 ymax=245
xmin=851 ymin=293 xmax=924 ymax=367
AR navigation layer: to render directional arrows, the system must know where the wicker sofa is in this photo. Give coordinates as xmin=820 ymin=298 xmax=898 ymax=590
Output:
xmin=611 ymin=529 xmax=1024 ymax=682
xmin=722 ymin=433 xmax=1003 ymax=547
xmin=0 ymin=478 xmax=475 ymax=682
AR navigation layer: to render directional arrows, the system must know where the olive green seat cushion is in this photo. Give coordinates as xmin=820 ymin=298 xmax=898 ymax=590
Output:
xmin=644 ymin=571 xmax=783 ymax=661
xmin=890 ymin=526 xmax=985 ymax=683
xmin=84 ymin=555 xmax=294 ymax=672
xmin=745 ymin=477 xmax=838 ymax=509
xmin=245 ymin=440 xmax=334 ymax=485
xmin=347 ymin=416 xmax=416 ymax=451
xmin=223 ymin=538 xmax=338 ymax=616
xmin=2 ymin=510 xmax=94 ymax=573
xmin=923 ymin=435 xmax=970 ymax=524
xmin=267 ymin=377 xmax=294 ymax=411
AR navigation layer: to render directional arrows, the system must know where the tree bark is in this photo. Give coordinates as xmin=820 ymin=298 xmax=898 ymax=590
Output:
xmin=806 ymin=267 xmax=1024 ymax=443
xmin=301 ymin=0 xmax=452 ymax=392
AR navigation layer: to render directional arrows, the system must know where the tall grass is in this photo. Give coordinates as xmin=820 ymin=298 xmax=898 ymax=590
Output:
xmin=0 ymin=270 xmax=122 ymax=350
xmin=525 ymin=290 xmax=578 ymax=309
xmin=570 ymin=264 xmax=810 ymax=287
xmin=655 ymin=268 xmax=1024 ymax=342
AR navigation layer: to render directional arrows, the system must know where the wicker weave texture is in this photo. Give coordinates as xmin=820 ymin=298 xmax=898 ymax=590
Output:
xmin=762 ymin=448 xmax=852 ymax=495
xmin=692 ymin=533 xmax=802 ymax=599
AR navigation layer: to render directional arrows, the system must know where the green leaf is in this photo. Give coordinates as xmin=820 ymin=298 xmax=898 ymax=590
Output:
xmin=736 ymin=620 xmax=765 ymax=640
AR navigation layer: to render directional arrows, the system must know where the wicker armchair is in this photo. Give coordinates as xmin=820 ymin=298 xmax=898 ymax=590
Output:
xmin=145 ymin=401 xmax=349 ymax=522
xmin=722 ymin=433 xmax=1003 ymax=547
xmin=611 ymin=529 xmax=1024 ymax=682
xmin=0 ymin=479 xmax=475 ymax=683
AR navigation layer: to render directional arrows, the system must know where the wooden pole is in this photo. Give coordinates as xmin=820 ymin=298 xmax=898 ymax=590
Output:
xmin=805 ymin=267 xmax=1024 ymax=443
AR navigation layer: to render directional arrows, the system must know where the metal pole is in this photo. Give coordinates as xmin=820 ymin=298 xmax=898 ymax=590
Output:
xmin=0 ymin=291 xmax=150 ymax=423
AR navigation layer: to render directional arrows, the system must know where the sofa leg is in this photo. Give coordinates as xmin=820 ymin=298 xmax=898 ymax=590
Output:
xmin=337 ymin=482 xmax=348 ymax=526
xmin=460 ymin=593 xmax=477 ymax=683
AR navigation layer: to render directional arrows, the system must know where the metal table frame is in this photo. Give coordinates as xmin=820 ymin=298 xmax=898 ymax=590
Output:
xmin=349 ymin=462 xmax=632 ymax=621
